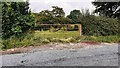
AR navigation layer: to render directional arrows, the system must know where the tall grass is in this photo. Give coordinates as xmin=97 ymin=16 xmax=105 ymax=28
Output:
xmin=79 ymin=36 xmax=120 ymax=43
xmin=0 ymin=38 xmax=2 ymax=50
xmin=1 ymin=30 xmax=120 ymax=49
xmin=2 ymin=33 xmax=35 ymax=49
xmin=95 ymin=36 xmax=120 ymax=43
xmin=35 ymin=30 xmax=79 ymax=39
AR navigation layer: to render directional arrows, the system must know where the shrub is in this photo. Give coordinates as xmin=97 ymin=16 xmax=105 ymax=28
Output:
xmin=2 ymin=2 xmax=35 ymax=39
xmin=82 ymin=16 xmax=119 ymax=36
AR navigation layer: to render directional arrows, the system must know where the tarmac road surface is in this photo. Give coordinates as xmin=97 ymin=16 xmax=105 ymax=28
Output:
xmin=1 ymin=43 xmax=119 ymax=66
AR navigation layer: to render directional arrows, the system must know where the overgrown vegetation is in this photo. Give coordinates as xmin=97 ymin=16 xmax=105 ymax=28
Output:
xmin=92 ymin=1 xmax=120 ymax=18
xmin=1 ymin=1 xmax=120 ymax=49
xmin=0 ymin=38 xmax=2 ymax=50
xmin=2 ymin=31 xmax=120 ymax=49
xmin=34 ymin=7 xmax=119 ymax=36
xmin=2 ymin=2 xmax=35 ymax=39
xmin=2 ymin=33 xmax=35 ymax=49
xmin=81 ymin=16 xmax=119 ymax=36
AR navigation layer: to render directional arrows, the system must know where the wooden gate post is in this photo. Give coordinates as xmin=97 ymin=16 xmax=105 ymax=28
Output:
xmin=79 ymin=24 xmax=82 ymax=36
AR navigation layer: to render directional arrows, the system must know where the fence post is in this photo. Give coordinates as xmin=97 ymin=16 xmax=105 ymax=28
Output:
xmin=79 ymin=24 xmax=82 ymax=36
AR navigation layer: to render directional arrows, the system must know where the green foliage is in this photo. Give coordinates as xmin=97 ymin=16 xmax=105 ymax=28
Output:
xmin=52 ymin=6 xmax=65 ymax=17
xmin=35 ymin=6 xmax=119 ymax=36
xmin=1 ymin=2 xmax=119 ymax=50
xmin=0 ymin=38 xmax=2 ymax=49
xmin=35 ymin=6 xmax=71 ymax=25
xmin=81 ymin=15 xmax=119 ymax=36
xmin=2 ymin=33 xmax=35 ymax=49
xmin=2 ymin=30 xmax=119 ymax=49
xmin=35 ymin=10 xmax=53 ymax=24
xmin=52 ymin=17 xmax=72 ymax=24
xmin=67 ymin=10 xmax=82 ymax=24
xmin=92 ymin=1 xmax=120 ymax=18
xmin=92 ymin=1 xmax=120 ymax=36
xmin=66 ymin=9 xmax=119 ymax=36
xmin=95 ymin=36 xmax=120 ymax=43
xmin=35 ymin=30 xmax=79 ymax=39
xmin=79 ymin=36 xmax=120 ymax=43
xmin=2 ymin=2 xmax=35 ymax=39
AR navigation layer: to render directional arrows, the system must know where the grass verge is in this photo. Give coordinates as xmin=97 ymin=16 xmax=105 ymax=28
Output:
xmin=1 ymin=31 xmax=120 ymax=49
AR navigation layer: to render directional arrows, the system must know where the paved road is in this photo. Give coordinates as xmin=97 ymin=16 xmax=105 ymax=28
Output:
xmin=1 ymin=43 xmax=119 ymax=66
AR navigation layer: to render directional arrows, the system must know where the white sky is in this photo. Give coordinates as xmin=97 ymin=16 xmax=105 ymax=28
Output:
xmin=29 ymin=0 xmax=95 ymax=15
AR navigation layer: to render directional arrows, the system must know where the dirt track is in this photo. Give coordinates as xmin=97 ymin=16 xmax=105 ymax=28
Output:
xmin=1 ymin=43 xmax=119 ymax=66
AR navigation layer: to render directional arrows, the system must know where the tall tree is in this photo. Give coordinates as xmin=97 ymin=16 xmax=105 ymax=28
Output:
xmin=92 ymin=1 xmax=120 ymax=18
xmin=2 ymin=1 xmax=35 ymax=39
xmin=84 ymin=9 xmax=91 ymax=16
xmin=92 ymin=0 xmax=120 ymax=35
xmin=67 ymin=10 xmax=82 ymax=24
xmin=35 ymin=10 xmax=53 ymax=24
xmin=51 ymin=6 xmax=65 ymax=17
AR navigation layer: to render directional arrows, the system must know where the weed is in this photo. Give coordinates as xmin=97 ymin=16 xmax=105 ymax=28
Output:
xmin=1 ymin=30 xmax=120 ymax=49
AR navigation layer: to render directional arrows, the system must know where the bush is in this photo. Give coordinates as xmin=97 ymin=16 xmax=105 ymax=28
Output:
xmin=2 ymin=2 xmax=35 ymax=39
xmin=82 ymin=16 xmax=119 ymax=36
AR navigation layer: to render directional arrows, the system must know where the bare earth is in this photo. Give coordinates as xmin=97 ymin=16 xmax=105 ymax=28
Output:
xmin=0 ymin=43 xmax=119 ymax=66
